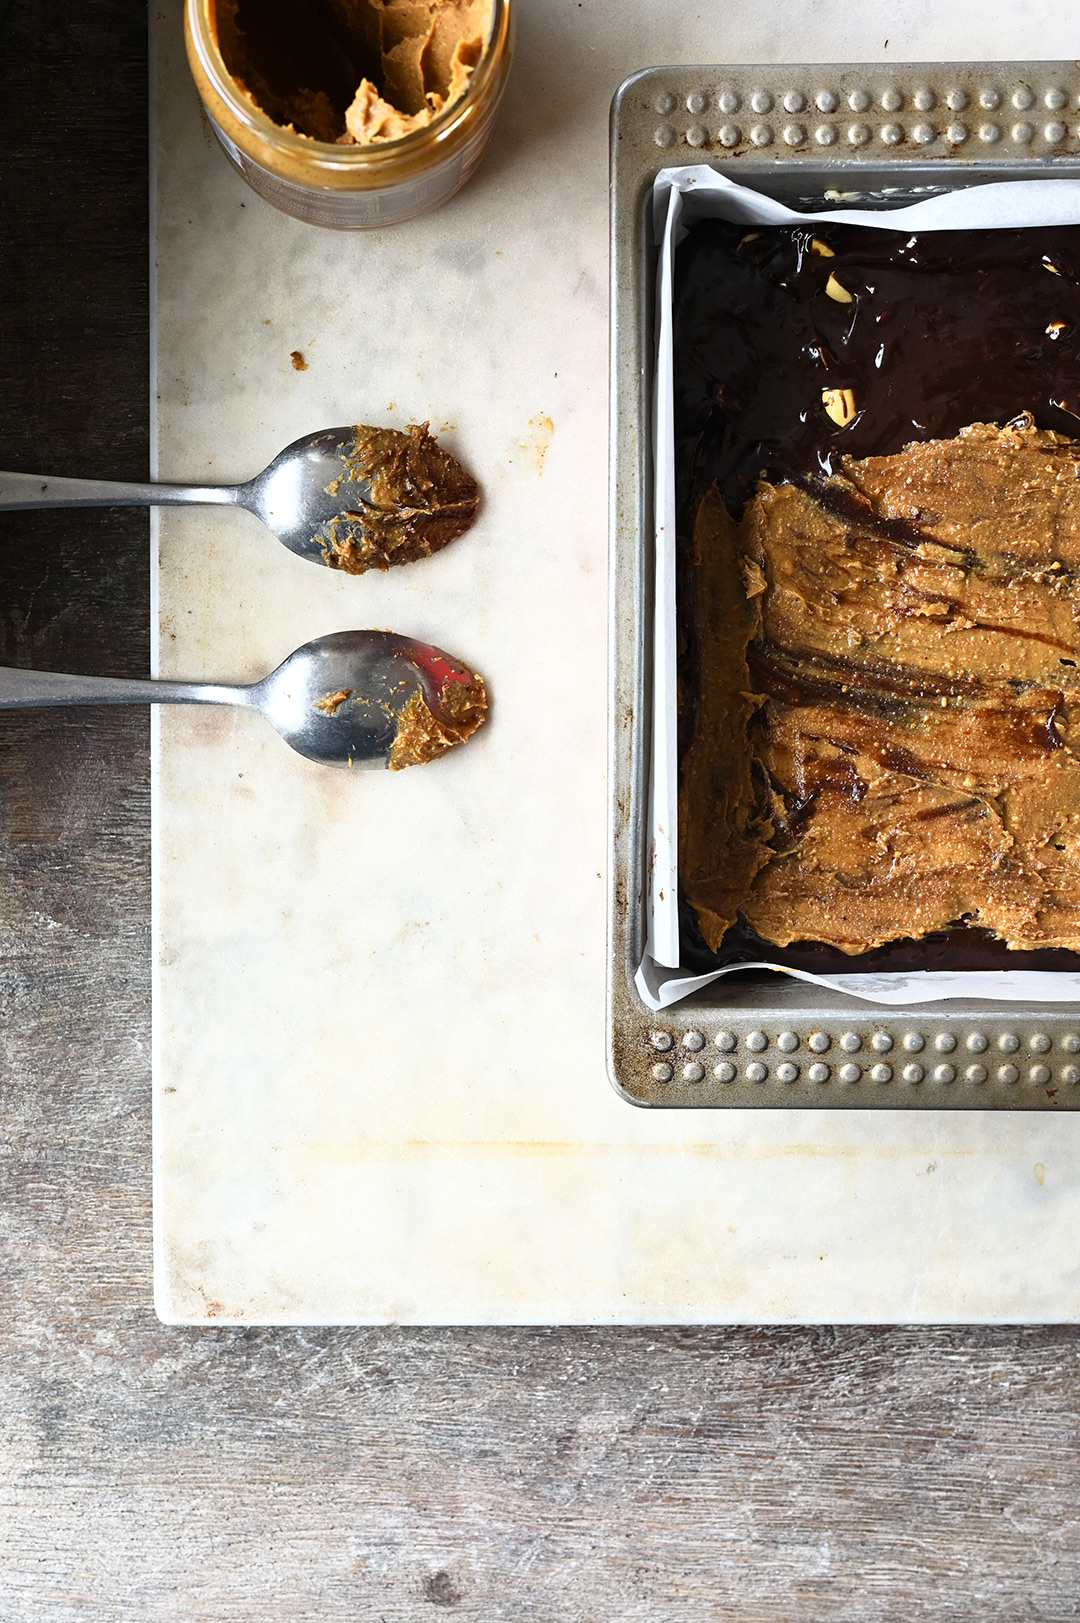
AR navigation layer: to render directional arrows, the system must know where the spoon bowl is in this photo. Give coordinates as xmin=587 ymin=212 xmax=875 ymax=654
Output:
xmin=252 ymin=629 xmax=488 ymax=767
xmin=0 ymin=630 xmax=487 ymax=769
xmin=0 ymin=422 xmax=480 ymax=573
xmin=250 ymin=426 xmax=371 ymax=562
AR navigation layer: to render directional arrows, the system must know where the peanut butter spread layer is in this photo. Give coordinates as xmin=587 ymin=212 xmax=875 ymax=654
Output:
xmin=681 ymin=417 xmax=1080 ymax=955
xmin=214 ymin=0 xmax=492 ymax=145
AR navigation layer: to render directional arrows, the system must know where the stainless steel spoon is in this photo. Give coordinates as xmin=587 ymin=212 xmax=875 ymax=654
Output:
xmin=0 ymin=631 xmax=487 ymax=769
xmin=0 ymin=424 xmax=479 ymax=573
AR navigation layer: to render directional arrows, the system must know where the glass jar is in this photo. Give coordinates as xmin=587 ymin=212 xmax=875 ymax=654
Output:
xmin=184 ymin=0 xmax=512 ymax=229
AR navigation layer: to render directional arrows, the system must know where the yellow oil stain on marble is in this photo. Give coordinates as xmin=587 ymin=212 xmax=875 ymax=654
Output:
xmin=291 ymin=1138 xmax=985 ymax=1168
xmin=514 ymin=414 xmax=554 ymax=474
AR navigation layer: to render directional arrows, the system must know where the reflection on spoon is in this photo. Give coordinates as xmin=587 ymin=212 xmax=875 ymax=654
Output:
xmin=0 ymin=630 xmax=488 ymax=769
xmin=0 ymin=421 xmax=480 ymax=574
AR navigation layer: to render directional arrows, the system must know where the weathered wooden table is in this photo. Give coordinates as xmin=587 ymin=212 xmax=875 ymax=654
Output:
xmin=3 ymin=3 xmax=1080 ymax=1615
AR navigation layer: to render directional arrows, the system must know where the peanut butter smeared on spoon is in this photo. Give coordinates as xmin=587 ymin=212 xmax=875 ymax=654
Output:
xmin=320 ymin=421 xmax=480 ymax=573
xmin=386 ymin=653 xmax=487 ymax=769
xmin=0 ymin=420 xmax=480 ymax=575
xmin=0 ymin=631 xmax=487 ymax=770
xmin=315 ymin=637 xmax=487 ymax=767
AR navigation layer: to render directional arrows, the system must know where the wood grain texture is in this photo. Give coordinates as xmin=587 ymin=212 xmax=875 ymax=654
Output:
xmin=3 ymin=4 xmax=1080 ymax=1617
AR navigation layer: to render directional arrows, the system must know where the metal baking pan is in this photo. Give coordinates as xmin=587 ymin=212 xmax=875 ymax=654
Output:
xmin=608 ymin=61 xmax=1080 ymax=1110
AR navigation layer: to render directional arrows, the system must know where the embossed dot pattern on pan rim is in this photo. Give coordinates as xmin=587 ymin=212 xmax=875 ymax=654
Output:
xmin=647 ymin=1030 xmax=1080 ymax=1053
xmin=638 ymin=1027 xmax=1080 ymax=1093
xmin=646 ymin=73 xmax=1079 ymax=151
xmin=661 ymin=113 xmax=1080 ymax=148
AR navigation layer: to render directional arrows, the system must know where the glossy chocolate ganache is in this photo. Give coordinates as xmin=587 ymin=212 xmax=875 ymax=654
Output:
xmin=674 ymin=220 xmax=1080 ymax=971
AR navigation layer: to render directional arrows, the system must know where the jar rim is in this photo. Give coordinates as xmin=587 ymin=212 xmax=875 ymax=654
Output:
xmin=186 ymin=0 xmax=510 ymax=174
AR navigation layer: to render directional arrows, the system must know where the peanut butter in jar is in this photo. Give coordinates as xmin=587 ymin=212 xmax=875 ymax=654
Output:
xmin=185 ymin=0 xmax=512 ymax=228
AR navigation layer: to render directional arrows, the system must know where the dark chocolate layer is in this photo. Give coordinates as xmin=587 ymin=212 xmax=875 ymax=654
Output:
xmin=673 ymin=220 xmax=1080 ymax=523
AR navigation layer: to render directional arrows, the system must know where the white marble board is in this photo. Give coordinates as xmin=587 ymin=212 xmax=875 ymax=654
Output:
xmin=153 ymin=0 xmax=1080 ymax=1322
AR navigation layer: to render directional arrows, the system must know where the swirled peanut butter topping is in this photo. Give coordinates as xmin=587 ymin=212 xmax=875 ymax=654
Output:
xmin=681 ymin=419 xmax=1080 ymax=955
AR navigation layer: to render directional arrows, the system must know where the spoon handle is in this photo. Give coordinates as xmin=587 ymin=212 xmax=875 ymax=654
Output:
xmin=0 ymin=666 xmax=246 ymax=708
xmin=0 ymin=470 xmax=240 ymax=510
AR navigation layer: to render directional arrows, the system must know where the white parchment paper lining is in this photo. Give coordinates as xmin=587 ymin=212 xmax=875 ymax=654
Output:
xmin=639 ymin=167 xmax=1080 ymax=1011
